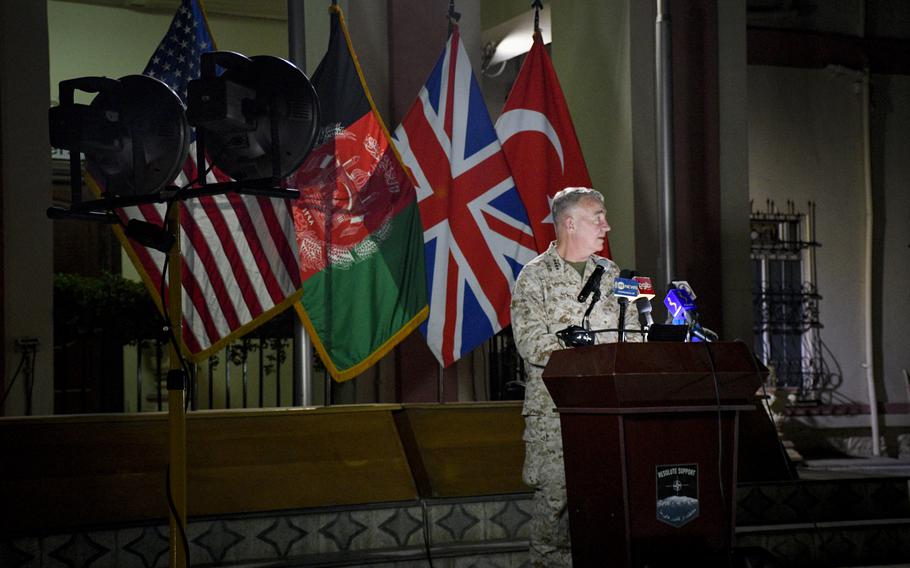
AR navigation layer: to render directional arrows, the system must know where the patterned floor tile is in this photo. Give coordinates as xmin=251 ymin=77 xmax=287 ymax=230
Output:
xmin=737 ymin=485 xmax=776 ymax=524
xmin=45 ymin=532 xmax=114 ymax=568
xmin=317 ymin=510 xmax=368 ymax=552
xmin=813 ymin=481 xmax=861 ymax=522
xmin=738 ymin=532 xmax=816 ymax=568
xmin=121 ymin=526 xmax=168 ymax=568
xmin=0 ymin=539 xmax=39 ymax=568
xmin=191 ymin=519 xmax=245 ymax=563
xmin=452 ymin=553 xmax=513 ymax=567
xmin=377 ymin=506 xmax=424 ymax=548
xmin=869 ymin=480 xmax=910 ymax=517
xmin=488 ymin=500 xmax=532 ymax=540
xmin=256 ymin=515 xmax=310 ymax=557
xmin=782 ymin=484 xmax=820 ymax=523
xmin=434 ymin=504 xmax=481 ymax=544
xmin=854 ymin=526 xmax=910 ymax=566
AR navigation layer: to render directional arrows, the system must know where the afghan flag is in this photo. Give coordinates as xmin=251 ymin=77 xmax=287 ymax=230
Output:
xmin=496 ymin=32 xmax=609 ymax=258
xmin=290 ymin=4 xmax=428 ymax=381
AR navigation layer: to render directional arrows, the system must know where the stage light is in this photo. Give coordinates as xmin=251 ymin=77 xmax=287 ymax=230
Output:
xmin=47 ymin=52 xmax=319 ymax=225
xmin=49 ymin=75 xmax=190 ymax=199
xmin=187 ymin=51 xmax=319 ymax=182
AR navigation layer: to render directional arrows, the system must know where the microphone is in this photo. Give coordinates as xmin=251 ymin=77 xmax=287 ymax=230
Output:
xmin=663 ymin=284 xmax=719 ymax=342
xmin=664 ymin=287 xmax=696 ymax=321
xmin=671 ymin=280 xmax=697 ymax=300
xmin=577 ymin=258 xmax=611 ymax=303
xmin=633 ymin=276 xmax=656 ymax=329
xmin=556 ymin=325 xmax=595 ymax=347
xmin=612 ymin=276 xmax=639 ymax=304
xmin=613 ymin=272 xmax=638 ymax=342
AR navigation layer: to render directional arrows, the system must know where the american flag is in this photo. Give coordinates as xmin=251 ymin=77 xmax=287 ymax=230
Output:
xmin=111 ymin=0 xmax=301 ymax=357
xmin=394 ymin=27 xmax=537 ymax=367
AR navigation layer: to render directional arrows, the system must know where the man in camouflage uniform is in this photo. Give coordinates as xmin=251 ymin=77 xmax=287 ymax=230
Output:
xmin=511 ymin=187 xmax=643 ymax=567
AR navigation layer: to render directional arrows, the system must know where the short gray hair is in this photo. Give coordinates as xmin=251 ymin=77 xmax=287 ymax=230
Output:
xmin=552 ymin=187 xmax=604 ymax=227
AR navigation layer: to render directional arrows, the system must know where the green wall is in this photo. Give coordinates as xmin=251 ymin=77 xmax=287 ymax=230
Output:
xmin=47 ymin=1 xmax=289 ymax=104
xmin=552 ymin=1 xmax=635 ymax=267
xmin=480 ymin=0 xmax=535 ymax=30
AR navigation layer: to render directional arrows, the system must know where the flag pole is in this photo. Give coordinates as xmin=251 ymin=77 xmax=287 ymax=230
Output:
xmin=438 ymin=365 xmax=445 ymax=403
xmin=166 ymin=204 xmax=188 ymax=568
xmin=656 ymin=0 xmax=677 ymax=291
xmin=287 ymin=0 xmax=314 ymax=406
xmin=448 ymin=0 xmax=460 ymax=32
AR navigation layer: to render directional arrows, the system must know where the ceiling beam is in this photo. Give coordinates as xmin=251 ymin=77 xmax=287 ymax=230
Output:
xmin=748 ymin=27 xmax=910 ymax=75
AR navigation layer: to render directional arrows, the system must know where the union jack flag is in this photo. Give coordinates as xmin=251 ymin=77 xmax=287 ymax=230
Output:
xmin=394 ymin=27 xmax=537 ymax=367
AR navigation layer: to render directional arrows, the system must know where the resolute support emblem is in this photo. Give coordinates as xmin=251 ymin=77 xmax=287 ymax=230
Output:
xmin=656 ymin=464 xmax=699 ymax=527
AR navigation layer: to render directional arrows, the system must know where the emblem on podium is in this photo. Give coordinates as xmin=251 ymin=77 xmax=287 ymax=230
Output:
xmin=656 ymin=464 xmax=699 ymax=527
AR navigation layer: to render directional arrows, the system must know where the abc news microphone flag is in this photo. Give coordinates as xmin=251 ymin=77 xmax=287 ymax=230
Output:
xmin=104 ymin=0 xmax=302 ymax=358
xmin=394 ymin=25 xmax=537 ymax=367
xmin=289 ymin=4 xmax=428 ymax=381
xmin=495 ymin=32 xmax=610 ymax=258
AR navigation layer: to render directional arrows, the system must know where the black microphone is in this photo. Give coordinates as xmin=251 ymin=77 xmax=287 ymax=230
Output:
xmin=613 ymin=270 xmax=639 ymax=306
xmin=577 ymin=258 xmax=610 ymax=303
xmin=614 ymin=269 xmax=639 ymax=342
xmin=633 ymin=276 xmax=656 ymax=330
xmin=664 ymin=280 xmax=719 ymax=342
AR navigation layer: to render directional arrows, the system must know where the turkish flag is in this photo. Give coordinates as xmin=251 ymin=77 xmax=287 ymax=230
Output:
xmin=495 ymin=33 xmax=611 ymax=258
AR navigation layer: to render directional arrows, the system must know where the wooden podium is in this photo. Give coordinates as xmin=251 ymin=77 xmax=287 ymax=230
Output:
xmin=542 ymin=342 xmax=766 ymax=567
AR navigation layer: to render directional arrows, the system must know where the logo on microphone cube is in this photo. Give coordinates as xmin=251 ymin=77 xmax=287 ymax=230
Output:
xmin=613 ymin=277 xmax=639 ymax=299
xmin=633 ymin=276 xmax=655 ymax=299
xmin=664 ymin=288 xmax=695 ymax=318
xmin=671 ymin=280 xmax=697 ymax=300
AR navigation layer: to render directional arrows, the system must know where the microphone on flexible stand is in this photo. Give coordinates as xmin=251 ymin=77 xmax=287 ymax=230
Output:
xmin=663 ymin=284 xmax=718 ymax=342
xmin=577 ymin=258 xmax=611 ymax=303
xmin=613 ymin=270 xmax=639 ymax=342
xmin=633 ymin=276 xmax=656 ymax=331
xmin=558 ymin=258 xmax=611 ymax=347
xmin=671 ymin=280 xmax=697 ymax=301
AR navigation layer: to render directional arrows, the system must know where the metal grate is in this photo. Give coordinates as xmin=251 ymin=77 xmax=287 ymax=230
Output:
xmin=750 ymin=200 xmax=839 ymax=401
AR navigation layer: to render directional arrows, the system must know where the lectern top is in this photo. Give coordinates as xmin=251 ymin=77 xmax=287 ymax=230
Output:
xmin=542 ymin=342 xmax=767 ymax=409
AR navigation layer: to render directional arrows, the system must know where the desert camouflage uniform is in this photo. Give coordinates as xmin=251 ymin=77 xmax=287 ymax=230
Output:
xmin=511 ymin=242 xmax=642 ymax=567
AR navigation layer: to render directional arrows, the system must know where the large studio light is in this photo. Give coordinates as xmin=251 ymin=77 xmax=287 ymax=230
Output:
xmin=187 ymin=51 xmax=319 ymax=182
xmin=49 ymin=75 xmax=190 ymax=200
xmin=47 ymin=52 xmax=320 ymax=226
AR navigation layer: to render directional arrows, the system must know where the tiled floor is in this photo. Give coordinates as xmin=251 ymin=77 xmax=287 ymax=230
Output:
xmin=1 ymin=495 xmax=533 ymax=568
xmin=6 ymin=458 xmax=910 ymax=567
xmin=736 ymin=458 xmax=910 ymax=567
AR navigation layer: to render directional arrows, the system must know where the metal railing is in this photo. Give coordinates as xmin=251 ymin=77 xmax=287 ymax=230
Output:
xmin=130 ymin=336 xmax=303 ymax=412
xmin=53 ymin=270 xmax=526 ymax=414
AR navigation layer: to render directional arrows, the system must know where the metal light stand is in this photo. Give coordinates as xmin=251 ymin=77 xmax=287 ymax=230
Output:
xmin=166 ymin=205 xmax=187 ymax=568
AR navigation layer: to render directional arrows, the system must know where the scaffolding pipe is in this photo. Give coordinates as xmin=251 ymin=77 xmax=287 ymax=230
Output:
xmin=288 ymin=0 xmax=314 ymax=407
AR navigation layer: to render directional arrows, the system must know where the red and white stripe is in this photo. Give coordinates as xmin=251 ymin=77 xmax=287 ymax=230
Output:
xmin=117 ymin=147 xmax=300 ymax=357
